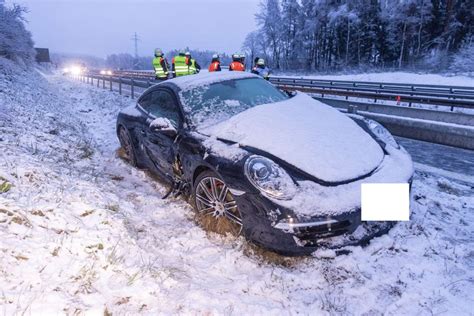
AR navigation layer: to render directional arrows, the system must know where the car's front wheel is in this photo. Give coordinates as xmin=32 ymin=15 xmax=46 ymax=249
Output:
xmin=192 ymin=170 xmax=243 ymax=236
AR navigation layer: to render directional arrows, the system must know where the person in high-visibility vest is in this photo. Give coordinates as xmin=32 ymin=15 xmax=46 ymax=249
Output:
xmin=185 ymin=51 xmax=201 ymax=74
xmin=152 ymin=48 xmax=169 ymax=80
xmin=172 ymin=50 xmax=200 ymax=77
xmin=172 ymin=50 xmax=188 ymax=77
xmin=208 ymin=54 xmax=221 ymax=72
xmin=229 ymin=53 xmax=245 ymax=71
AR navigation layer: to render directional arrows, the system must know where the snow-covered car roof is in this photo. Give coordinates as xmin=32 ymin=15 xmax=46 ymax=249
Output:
xmin=167 ymin=71 xmax=258 ymax=91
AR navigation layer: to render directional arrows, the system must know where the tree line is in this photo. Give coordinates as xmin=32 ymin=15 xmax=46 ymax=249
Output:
xmin=0 ymin=4 xmax=35 ymax=66
xmin=242 ymin=0 xmax=473 ymax=72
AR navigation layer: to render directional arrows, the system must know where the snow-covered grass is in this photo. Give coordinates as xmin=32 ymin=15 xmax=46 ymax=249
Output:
xmin=1 ymin=64 xmax=473 ymax=314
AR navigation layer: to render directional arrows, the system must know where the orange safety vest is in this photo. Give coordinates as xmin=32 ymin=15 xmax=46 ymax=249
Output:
xmin=208 ymin=61 xmax=220 ymax=72
xmin=229 ymin=61 xmax=245 ymax=71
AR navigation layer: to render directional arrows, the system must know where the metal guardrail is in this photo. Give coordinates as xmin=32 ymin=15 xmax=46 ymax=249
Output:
xmin=269 ymin=77 xmax=474 ymax=110
xmin=78 ymin=71 xmax=474 ymax=110
xmin=74 ymin=74 xmax=153 ymax=99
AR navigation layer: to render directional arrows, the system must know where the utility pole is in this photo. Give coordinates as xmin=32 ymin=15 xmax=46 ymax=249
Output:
xmin=131 ymin=32 xmax=140 ymax=69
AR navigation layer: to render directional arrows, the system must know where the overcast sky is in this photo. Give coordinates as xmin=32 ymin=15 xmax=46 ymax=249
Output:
xmin=8 ymin=0 xmax=260 ymax=58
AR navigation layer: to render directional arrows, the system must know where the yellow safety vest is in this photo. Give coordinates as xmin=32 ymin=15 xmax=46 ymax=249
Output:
xmin=153 ymin=57 xmax=168 ymax=78
xmin=174 ymin=55 xmax=197 ymax=76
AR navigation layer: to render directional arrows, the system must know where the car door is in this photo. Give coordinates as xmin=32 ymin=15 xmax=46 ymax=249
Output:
xmin=141 ymin=89 xmax=182 ymax=182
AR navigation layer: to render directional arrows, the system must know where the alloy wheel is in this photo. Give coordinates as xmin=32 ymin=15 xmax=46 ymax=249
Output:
xmin=195 ymin=176 xmax=243 ymax=236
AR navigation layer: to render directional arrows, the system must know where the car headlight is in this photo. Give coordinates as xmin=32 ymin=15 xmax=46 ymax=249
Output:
xmin=244 ymin=155 xmax=297 ymax=200
xmin=365 ymin=118 xmax=399 ymax=149
xmin=70 ymin=66 xmax=82 ymax=75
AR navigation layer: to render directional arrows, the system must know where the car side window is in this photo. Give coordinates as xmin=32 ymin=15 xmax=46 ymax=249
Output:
xmin=146 ymin=90 xmax=181 ymax=127
xmin=138 ymin=93 xmax=152 ymax=109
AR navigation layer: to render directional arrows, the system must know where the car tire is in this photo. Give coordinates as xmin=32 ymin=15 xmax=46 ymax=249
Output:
xmin=192 ymin=170 xmax=243 ymax=237
xmin=118 ymin=126 xmax=138 ymax=167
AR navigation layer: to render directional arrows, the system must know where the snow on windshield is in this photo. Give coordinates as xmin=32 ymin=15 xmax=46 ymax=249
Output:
xmin=179 ymin=78 xmax=288 ymax=129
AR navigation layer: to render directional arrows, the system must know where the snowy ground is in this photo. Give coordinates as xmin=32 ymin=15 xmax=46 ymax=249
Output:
xmin=1 ymin=65 xmax=473 ymax=314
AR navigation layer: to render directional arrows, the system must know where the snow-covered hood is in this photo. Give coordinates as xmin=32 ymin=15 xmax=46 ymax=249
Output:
xmin=202 ymin=93 xmax=385 ymax=183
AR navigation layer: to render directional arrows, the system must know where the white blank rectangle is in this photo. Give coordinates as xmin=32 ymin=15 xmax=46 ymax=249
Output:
xmin=361 ymin=183 xmax=410 ymax=221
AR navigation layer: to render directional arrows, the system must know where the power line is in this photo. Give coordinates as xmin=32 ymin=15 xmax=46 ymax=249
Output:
xmin=131 ymin=32 xmax=140 ymax=69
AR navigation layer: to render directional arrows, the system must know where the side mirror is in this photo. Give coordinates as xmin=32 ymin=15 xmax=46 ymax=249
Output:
xmin=149 ymin=117 xmax=177 ymax=137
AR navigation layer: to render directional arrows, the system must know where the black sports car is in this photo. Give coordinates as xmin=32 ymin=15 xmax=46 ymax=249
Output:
xmin=116 ymin=72 xmax=413 ymax=255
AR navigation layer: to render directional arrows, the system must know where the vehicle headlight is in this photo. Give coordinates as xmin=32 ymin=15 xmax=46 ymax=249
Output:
xmin=100 ymin=70 xmax=106 ymax=75
xmin=70 ymin=66 xmax=82 ymax=75
xmin=107 ymin=70 xmax=113 ymax=75
xmin=365 ymin=118 xmax=399 ymax=149
xmin=244 ymin=155 xmax=297 ymax=200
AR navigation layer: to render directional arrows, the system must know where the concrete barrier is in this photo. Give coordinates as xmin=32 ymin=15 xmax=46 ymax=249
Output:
xmin=316 ymin=98 xmax=474 ymax=126
xmin=357 ymin=111 xmax=474 ymax=150
xmin=316 ymin=97 xmax=474 ymax=150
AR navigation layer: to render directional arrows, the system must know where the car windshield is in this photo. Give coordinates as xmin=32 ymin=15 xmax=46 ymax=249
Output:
xmin=180 ymin=78 xmax=288 ymax=129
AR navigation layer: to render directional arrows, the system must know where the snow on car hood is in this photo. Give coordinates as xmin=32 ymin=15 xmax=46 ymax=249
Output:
xmin=202 ymin=92 xmax=384 ymax=183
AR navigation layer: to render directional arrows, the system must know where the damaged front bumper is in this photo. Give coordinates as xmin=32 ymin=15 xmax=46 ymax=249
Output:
xmin=236 ymin=153 xmax=414 ymax=256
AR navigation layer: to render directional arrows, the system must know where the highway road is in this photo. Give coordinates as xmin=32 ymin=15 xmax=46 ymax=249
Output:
xmin=397 ymin=136 xmax=474 ymax=183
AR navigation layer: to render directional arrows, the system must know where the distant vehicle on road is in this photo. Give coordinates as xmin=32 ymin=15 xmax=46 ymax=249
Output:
xmin=100 ymin=69 xmax=113 ymax=76
xmin=62 ymin=63 xmax=87 ymax=75
xmin=116 ymin=72 xmax=414 ymax=255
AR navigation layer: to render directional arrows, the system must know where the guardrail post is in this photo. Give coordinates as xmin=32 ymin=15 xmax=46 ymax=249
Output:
xmin=119 ymin=77 xmax=122 ymax=95
xmin=91 ymin=76 xmax=94 ymax=86
xmin=109 ymin=77 xmax=112 ymax=91
xmin=97 ymin=77 xmax=100 ymax=87
xmin=450 ymin=88 xmax=454 ymax=111
xmin=347 ymin=104 xmax=358 ymax=114
xmin=131 ymin=79 xmax=135 ymax=99
xmin=102 ymin=77 xmax=105 ymax=89
xmin=409 ymin=85 xmax=414 ymax=107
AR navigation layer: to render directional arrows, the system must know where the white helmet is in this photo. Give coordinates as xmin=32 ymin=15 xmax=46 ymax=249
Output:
xmin=212 ymin=53 xmax=219 ymax=59
xmin=154 ymin=48 xmax=163 ymax=57
xmin=257 ymin=58 xmax=265 ymax=66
